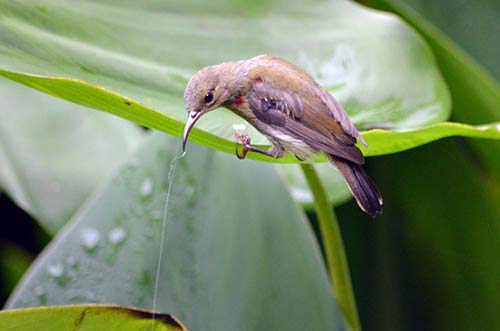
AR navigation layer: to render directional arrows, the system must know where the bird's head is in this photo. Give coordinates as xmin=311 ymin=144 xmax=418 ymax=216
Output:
xmin=182 ymin=64 xmax=232 ymax=152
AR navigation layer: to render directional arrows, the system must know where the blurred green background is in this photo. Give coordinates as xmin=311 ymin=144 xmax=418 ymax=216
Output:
xmin=1 ymin=0 xmax=500 ymax=330
xmin=345 ymin=1 xmax=500 ymax=330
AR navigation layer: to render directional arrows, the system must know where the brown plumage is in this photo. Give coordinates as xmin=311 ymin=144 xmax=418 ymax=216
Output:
xmin=182 ymin=55 xmax=383 ymax=217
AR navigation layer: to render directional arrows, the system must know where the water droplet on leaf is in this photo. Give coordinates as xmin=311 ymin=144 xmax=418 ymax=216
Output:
xmin=81 ymin=228 xmax=100 ymax=254
xmin=47 ymin=263 xmax=64 ymax=278
xmin=140 ymin=178 xmax=154 ymax=199
xmin=106 ymin=227 xmax=127 ymax=264
xmin=108 ymin=227 xmax=127 ymax=245
xmin=47 ymin=262 xmax=67 ymax=285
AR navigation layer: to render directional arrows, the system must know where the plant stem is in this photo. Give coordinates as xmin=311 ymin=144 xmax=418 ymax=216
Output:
xmin=300 ymin=164 xmax=361 ymax=331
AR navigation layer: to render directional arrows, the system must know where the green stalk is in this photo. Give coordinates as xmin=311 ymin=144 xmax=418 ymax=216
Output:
xmin=300 ymin=164 xmax=361 ymax=331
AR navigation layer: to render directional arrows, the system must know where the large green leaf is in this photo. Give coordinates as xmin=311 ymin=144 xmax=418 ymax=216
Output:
xmin=6 ymin=132 xmax=344 ymax=331
xmin=0 ymin=305 xmax=186 ymax=331
xmin=0 ymin=0 xmax=452 ymax=162
xmin=368 ymin=140 xmax=500 ymax=331
xmin=0 ymin=76 xmax=144 ymax=234
xmin=395 ymin=0 xmax=500 ymax=179
xmin=398 ymin=0 xmax=500 ymax=80
xmin=363 ymin=0 xmax=500 ymax=177
xmin=278 ymin=163 xmax=351 ymax=208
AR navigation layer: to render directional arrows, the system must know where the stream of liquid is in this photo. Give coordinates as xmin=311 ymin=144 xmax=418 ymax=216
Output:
xmin=151 ymin=138 xmax=186 ymax=330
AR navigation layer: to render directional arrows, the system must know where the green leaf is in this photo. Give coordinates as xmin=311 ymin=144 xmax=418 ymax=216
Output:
xmin=361 ymin=122 xmax=500 ymax=156
xmin=370 ymin=139 xmax=500 ymax=331
xmin=394 ymin=0 xmax=500 ymax=80
xmin=0 ymin=244 xmax=32 ymax=302
xmin=363 ymin=0 xmax=500 ymax=175
xmin=0 ymin=76 xmax=144 ymax=234
xmin=6 ymin=132 xmax=345 ymax=331
xmin=0 ymin=305 xmax=186 ymax=331
xmin=0 ymin=0 xmax=450 ymax=162
xmin=278 ymin=163 xmax=351 ymax=207
xmin=394 ymin=0 xmax=500 ymax=179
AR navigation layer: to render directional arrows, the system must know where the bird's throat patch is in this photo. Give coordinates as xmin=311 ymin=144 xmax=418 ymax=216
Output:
xmin=235 ymin=96 xmax=245 ymax=105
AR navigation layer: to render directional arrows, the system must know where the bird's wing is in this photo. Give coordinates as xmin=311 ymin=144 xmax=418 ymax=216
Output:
xmin=246 ymin=69 xmax=364 ymax=164
xmin=248 ymin=55 xmax=366 ymax=147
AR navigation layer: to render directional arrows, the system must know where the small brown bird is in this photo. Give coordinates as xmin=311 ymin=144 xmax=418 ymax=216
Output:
xmin=182 ymin=55 xmax=382 ymax=217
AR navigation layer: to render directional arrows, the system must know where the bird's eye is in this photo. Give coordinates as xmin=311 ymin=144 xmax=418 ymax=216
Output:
xmin=204 ymin=91 xmax=214 ymax=104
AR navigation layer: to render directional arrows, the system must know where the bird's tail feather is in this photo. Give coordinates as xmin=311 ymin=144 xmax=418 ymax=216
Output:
xmin=330 ymin=156 xmax=383 ymax=218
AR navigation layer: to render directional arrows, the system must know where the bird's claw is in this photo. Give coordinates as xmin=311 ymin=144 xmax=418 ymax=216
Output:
xmin=234 ymin=132 xmax=278 ymax=159
xmin=235 ymin=132 xmax=251 ymax=159
xmin=235 ymin=132 xmax=251 ymax=145
xmin=235 ymin=146 xmax=246 ymax=159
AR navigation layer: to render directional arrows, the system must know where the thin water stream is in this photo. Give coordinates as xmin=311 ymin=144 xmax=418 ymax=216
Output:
xmin=151 ymin=139 xmax=186 ymax=330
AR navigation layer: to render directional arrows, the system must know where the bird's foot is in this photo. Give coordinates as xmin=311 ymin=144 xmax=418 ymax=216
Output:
xmin=235 ymin=132 xmax=277 ymax=159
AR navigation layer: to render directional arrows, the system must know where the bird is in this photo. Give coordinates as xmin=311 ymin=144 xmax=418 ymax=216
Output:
xmin=182 ymin=55 xmax=382 ymax=217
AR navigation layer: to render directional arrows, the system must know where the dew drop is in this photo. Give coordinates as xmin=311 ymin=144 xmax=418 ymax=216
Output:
xmin=140 ymin=178 xmax=154 ymax=199
xmin=108 ymin=227 xmax=127 ymax=245
xmin=106 ymin=227 xmax=127 ymax=264
xmin=47 ymin=262 xmax=64 ymax=278
xmin=47 ymin=262 xmax=67 ymax=285
xmin=81 ymin=228 xmax=100 ymax=254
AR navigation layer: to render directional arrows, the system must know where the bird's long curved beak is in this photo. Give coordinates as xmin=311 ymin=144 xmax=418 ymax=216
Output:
xmin=182 ymin=110 xmax=204 ymax=152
